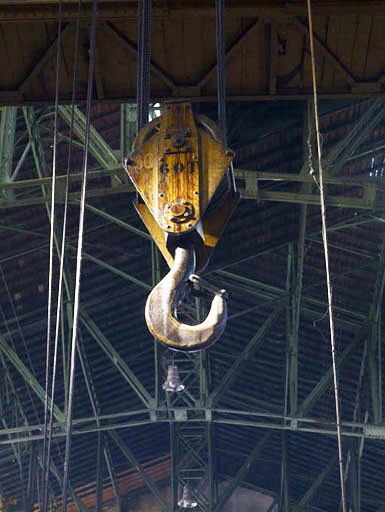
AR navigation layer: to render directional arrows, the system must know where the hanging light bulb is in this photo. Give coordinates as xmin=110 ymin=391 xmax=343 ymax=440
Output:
xmin=178 ymin=484 xmax=197 ymax=508
xmin=162 ymin=364 xmax=185 ymax=393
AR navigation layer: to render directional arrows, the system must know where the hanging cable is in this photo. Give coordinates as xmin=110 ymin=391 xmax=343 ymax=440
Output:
xmin=215 ymin=0 xmax=236 ymax=194
xmin=61 ymin=0 xmax=98 ymax=509
xmin=136 ymin=0 xmax=152 ymax=133
xmin=41 ymin=1 xmax=63 ymax=510
xmin=306 ymin=1 xmax=347 ymax=511
xmin=215 ymin=0 xmax=227 ymax=145
xmin=43 ymin=1 xmax=83 ymax=510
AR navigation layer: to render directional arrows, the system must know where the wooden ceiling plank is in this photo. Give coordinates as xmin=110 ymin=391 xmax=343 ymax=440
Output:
xmin=197 ymin=18 xmax=262 ymax=88
xmin=100 ymin=21 xmax=176 ymax=91
xmin=292 ymin=16 xmax=356 ymax=86
xmin=4 ymin=2 xmax=385 ymax=23
xmin=18 ymin=21 xmax=75 ymax=92
xmin=350 ymin=14 xmax=372 ymax=81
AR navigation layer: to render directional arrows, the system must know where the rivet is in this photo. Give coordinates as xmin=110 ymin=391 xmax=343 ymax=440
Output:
xmin=193 ymin=191 xmax=199 ymax=195
xmin=159 ymin=193 xmax=164 ymax=197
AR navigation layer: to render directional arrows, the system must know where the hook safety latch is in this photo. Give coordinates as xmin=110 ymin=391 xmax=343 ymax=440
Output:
xmin=145 ymin=245 xmax=228 ymax=351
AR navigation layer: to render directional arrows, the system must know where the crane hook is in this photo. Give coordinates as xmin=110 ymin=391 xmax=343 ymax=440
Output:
xmin=145 ymin=245 xmax=228 ymax=351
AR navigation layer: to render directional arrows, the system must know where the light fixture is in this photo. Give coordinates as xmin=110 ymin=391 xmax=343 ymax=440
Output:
xmin=178 ymin=484 xmax=197 ymax=508
xmin=162 ymin=364 xmax=185 ymax=393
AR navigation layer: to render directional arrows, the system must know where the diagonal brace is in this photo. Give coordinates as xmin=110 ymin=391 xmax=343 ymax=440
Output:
xmin=208 ymin=303 xmax=285 ymax=407
xmin=110 ymin=430 xmax=170 ymax=512
xmin=79 ymin=309 xmax=152 ymax=407
xmin=215 ymin=431 xmax=273 ymax=512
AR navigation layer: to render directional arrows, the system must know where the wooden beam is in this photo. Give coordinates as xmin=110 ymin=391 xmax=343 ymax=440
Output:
xmin=18 ymin=22 xmax=75 ymax=92
xmin=2 ymin=1 xmax=385 ymax=22
xmin=292 ymin=17 xmax=356 ymax=86
xmin=100 ymin=21 xmax=176 ymax=91
xmin=197 ymin=18 xmax=262 ymax=88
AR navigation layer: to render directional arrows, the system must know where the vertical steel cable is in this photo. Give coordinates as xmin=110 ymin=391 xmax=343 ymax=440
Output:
xmin=62 ymin=0 xmax=98 ymax=509
xmin=215 ymin=0 xmax=227 ymax=146
xmin=41 ymin=1 xmax=63 ymax=510
xmin=43 ymin=1 xmax=83 ymax=509
xmin=306 ymin=1 xmax=347 ymax=511
xmin=136 ymin=0 xmax=152 ymax=133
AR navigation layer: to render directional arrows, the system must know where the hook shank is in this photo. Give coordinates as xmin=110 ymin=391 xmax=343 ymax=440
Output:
xmin=145 ymin=246 xmax=227 ymax=351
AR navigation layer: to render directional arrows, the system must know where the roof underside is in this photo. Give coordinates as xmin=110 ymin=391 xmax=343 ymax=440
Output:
xmin=0 ymin=3 xmax=384 ymax=512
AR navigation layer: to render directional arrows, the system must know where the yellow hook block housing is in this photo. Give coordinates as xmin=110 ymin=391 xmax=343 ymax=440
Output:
xmin=125 ymin=102 xmax=239 ymax=273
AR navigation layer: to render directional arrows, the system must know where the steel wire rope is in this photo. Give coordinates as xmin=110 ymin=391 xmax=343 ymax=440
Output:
xmin=306 ymin=0 xmax=347 ymax=511
xmin=42 ymin=1 xmax=83 ymax=510
xmin=136 ymin=0 xmax=152 ymax=132
xmin=215 ymin=0 xmax=227 ymax=144
xmin=215 ymin=0 xmax=236 ymax=194
xmin=41 ymin=0 xmax=64 ymax=509
xmin=61 ymin=0 xmax=98 ymax=509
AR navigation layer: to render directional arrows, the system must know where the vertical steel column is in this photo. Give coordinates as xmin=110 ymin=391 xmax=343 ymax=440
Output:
xmin=77 ymin=332 xmax=122 ymax=512
xmin=152 ymin=242 xmax=161 ymax=408
xmin=169 ymin=421 xmax=178 ymax=512
xmin=0 ymin=107 xmax=17 ymax=202
xmin=368 ymin=238 xmax=385 ymax=424
xmin=95 ymin=432 xmax=104 ymax=512
xmin=121 ymin=103 xmax=137 ymax=158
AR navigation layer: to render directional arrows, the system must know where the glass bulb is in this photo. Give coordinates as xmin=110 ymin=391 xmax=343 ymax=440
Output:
xmin=178 ymin=485 xmax=197 ymax=508
xmin=163 ymin=364 xmax=185 ymax=393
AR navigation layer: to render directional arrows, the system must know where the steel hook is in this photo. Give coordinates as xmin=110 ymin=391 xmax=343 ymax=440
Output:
xmin=145 ymin=245 xmax=228 ymax=351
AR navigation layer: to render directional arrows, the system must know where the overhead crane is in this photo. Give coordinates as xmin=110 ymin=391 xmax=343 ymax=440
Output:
xmin=124 ymin=102 xmax=239 ymax=351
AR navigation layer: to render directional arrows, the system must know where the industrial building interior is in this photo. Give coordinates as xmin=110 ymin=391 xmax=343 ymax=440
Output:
xmin=0 ymin=1 xmax=384 ymax=511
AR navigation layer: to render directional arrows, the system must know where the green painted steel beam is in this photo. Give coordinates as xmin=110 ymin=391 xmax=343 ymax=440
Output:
xmin=367 ymin=237 xmax=385 ymax=424
xmin=83 ymin=251 xmax=152 ymax=291
xmin=236 ymin=168 xmax=384 ymax=209
xmin=84 ymin=202 xmax=150 ymax=239
xmin=292 ymin=455 xmax=338 ymax=512
xmin=216 ymin=268 xmax=366 ymax=325
xmin=280 ymin=432 xmax=289 ymax=512
xmin=287 ymin=201 xmax=307 ymax=417
xmin=240 ymin=187 xmax=382 ymax=210
xmin=0 ymin=161 xmax=383 ymax=211
xmin=2 ymin=407 xmax=385 ymax=444
xmin=297 ymin=335 xmax=362 ymax=417
xmin=95 ymin=432 xmax=104 ymax=512
xmin=58 ymin=105 xmax=119 ymax=170
xmin=121 ymin=103 xmax=137 ymax=158
xmin=23 ymin=105 xmax=72 ymax=299
xmin=347 ymin=440 xmax=361 ymax=512
xmin=110 ymin=430 xmax=170 ymax=512
xmin=215 ymin=431 xmax=273 ymax=512
xmin=0 ymin=168 xmax=124 ymax=191
xmin=169 ymin=421 xmax=178 ymax=512
xmin=0 ymin=106 xmax=17 ymax=201
xmin=77 ymin=334 xmax=122 ymax=512
xmin=152 ymin=242 xmax=161 ymax=408
xmin=323 ymin=98 xmax=385 ymax=176
xmin=0 ymin=333 xmax=65 ymax=422
xmin=79 ymin=309 xmax=152 ymax=407
xmin=208 ymin=302 xmax=285 ymax=407
xmin=49 ymin=457 xmax=90 ymax=512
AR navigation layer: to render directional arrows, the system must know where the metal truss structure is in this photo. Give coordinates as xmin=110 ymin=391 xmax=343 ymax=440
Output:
xmin=0 ymin=98 xmax=384 ymax=512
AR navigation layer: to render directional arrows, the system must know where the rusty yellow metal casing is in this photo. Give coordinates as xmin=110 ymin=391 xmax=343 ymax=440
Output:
xmin=125 ymin=102 xmax=233 ymax=234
